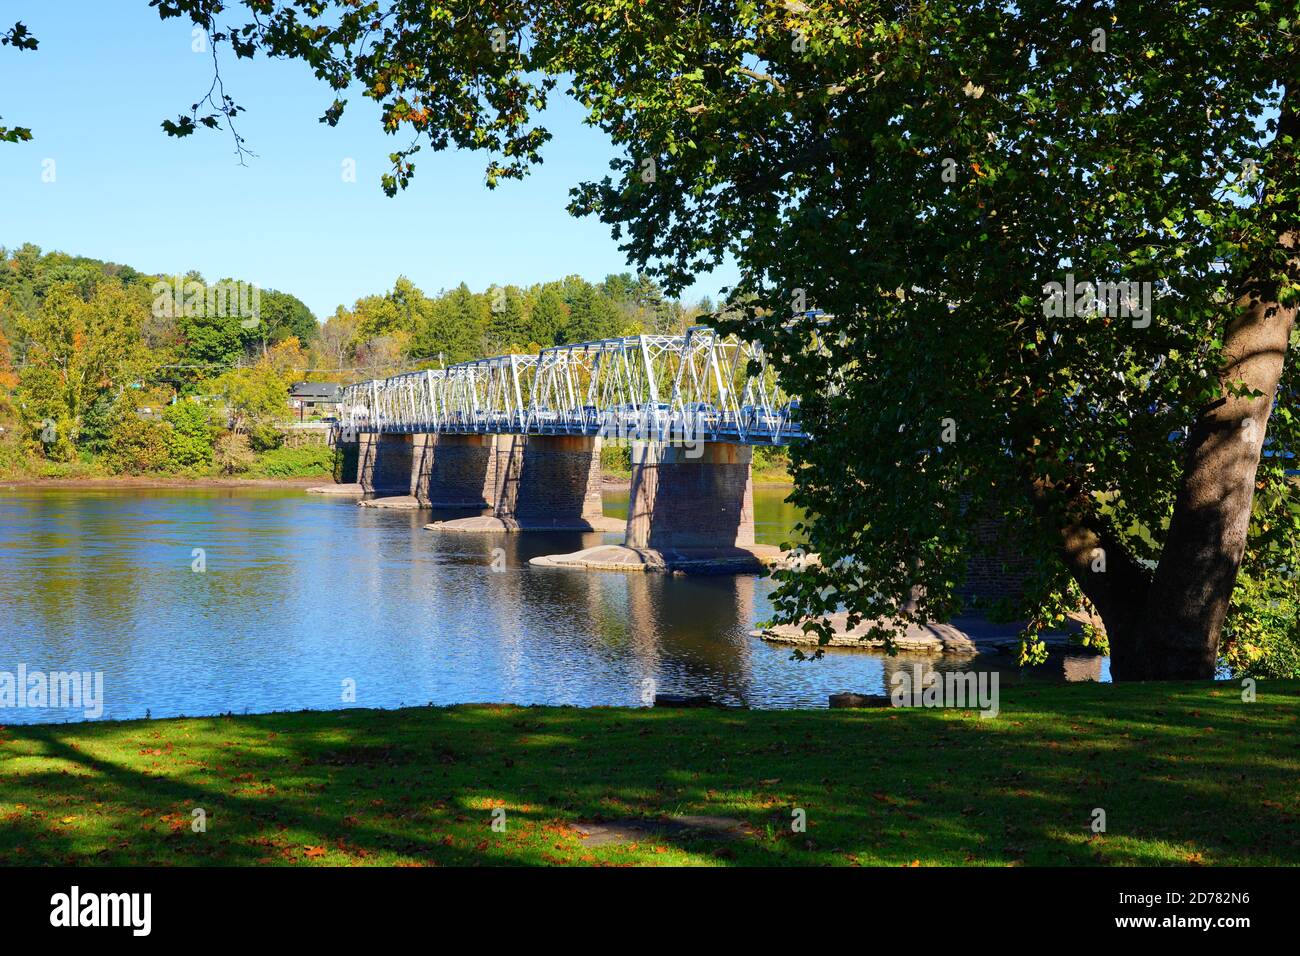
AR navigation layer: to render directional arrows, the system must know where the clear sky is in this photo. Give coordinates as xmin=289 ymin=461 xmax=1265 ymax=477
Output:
xmin=0 ymin=1 xmax=736 ymax=319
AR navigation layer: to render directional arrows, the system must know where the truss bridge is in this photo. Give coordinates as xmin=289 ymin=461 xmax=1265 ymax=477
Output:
xmin=325 ymin=326 xmax=807 ymax=574
xmin=336 ymin=326 xmax=804 ymax=446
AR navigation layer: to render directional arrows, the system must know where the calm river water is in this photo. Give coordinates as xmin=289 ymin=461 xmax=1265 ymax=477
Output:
xmin=0 ymin=486 xmax=1107 ymax=722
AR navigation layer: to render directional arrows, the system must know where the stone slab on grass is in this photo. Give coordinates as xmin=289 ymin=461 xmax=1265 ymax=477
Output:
xmin=574 ymin=815 xmax=755 ymax=847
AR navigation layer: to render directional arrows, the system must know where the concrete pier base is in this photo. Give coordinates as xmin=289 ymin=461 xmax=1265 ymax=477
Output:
xmin=358 ymin=494 xmax=422 ymax=509
xmin=530 ymin=441 xmax=772 ymax=573
xmin=431 ymin=514 xmax=625 ymax=533
xmin=428 ymin=435 xmax=619 ymax=533
xmin=306 ymin=483 xmax=365 ymax=496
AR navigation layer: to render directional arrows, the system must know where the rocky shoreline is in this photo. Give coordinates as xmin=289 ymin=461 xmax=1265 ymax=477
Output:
xmin=753 ymin=611 xmax=1099 ymax=657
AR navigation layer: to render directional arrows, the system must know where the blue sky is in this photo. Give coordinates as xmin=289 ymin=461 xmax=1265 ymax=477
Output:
xmin=0 ymin=1 xmax=734 ymax=319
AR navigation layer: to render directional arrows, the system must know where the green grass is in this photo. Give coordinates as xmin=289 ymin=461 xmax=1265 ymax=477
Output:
xmin=1 ymin=682 xmax=1296 ymax=866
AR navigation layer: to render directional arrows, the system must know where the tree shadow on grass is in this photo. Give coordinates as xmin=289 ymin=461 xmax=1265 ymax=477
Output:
xmin=0 ymin=683 xmax=1296 ymax=866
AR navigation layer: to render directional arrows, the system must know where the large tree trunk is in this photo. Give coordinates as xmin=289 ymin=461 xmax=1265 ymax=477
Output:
xmin=1133 ymin=258 xmax=1297 ymax=677
xmin=1033 ymin=478 xmax=1150 ymax=679
xmin=1130 ymin=98 xmax=1299 ymax=679
xmin=1056 ymin=95 xmax=1298 ymax=680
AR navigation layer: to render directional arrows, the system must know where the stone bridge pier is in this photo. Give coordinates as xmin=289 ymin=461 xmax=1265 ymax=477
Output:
xmin=335 ymin=437 xmax=360 ymax=485
xmin=411 ymin=433 xmax=498 ymax=507
xmin=530 ymin=440 xmax=780 ymax=573
xmin=625 ymin=442 xmax=756 ymax=549
xmin=358 ymin=433 xmax=414 ymax=497
xmin=427 ymin=435 xmax=623 ymax=532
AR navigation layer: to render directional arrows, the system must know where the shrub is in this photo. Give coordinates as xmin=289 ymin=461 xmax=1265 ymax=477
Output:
xmin=163 ymin=400 xmax=216 ymax=469
xmin=753 ymin=446 xmax=791 ymax=480
xmin=214 ymin=431 xmax=255 ymax=475
xmin=248 ymin=422 xmax=285 ymax=453
xmin=599 ymin=442 xmax=631 ymax=478
xmin=0 ymin=422 xmax=29 ymax=476
xmin=79 ymin=393 xmax=116 ymax=457
xmin=1220 ymin=573 xmax=1300 ymax=679
xmin=104 ymin=416 xmax=170 ymax=475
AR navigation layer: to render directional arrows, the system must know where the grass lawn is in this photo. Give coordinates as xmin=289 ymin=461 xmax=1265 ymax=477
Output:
xmin=0 ymin=681 xmax=1296 ymax=866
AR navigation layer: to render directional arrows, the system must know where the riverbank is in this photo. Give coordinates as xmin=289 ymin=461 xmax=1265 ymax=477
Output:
xmin=1 ymin=681 xmax=1294 ymax=866
xmin=0 ymin=475 xmax=324 ymax=489
xmin=0 ymin=442 xmax=338 ymax=484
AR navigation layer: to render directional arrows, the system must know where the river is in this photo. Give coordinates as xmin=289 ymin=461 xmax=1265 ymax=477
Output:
xmin=0 ymin=486 xmax=1106 ymax=723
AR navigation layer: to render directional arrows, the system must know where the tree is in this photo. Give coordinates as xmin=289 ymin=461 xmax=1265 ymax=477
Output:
xmin=413 ymin=283 xmax=488 ymax=363
xmin=264 ymin=336 xmax=308 ymax=379
xmin=354 ymin=334 xmax=408 ymax=378
xmin=559 ymin=278 xmax=624 ymax=344
xmin=527 ymin=286 xmax=569 ymax=347
xmin=0 ymin=242 xmax=329 ymax=477
xmin=0 ymin=321 xmax=17 ymax=445
xmin=105 ymin=415 xmax=169 ymax=475
xmin=313 ymin=306 xmax=361 ymax=371
xmin=599 ymin=273 xmax=637 ymax=304
xmin=214 ymin=430 xmax=255 ymax=475
xmin=0 ymin=323 xmax=15 ymax=391
xmin=1219 ymin=571 xmax=1300 ymax=678
xmin=15 ymin=280 xmax=148 ymax=460
xmin=38 ymin=1 xmax=1299 ymax=679
xmin=174 ymin=294 xmax=248 ymax=367
xmin=602 ymin=272 xmax=681 ymax=334
xmin=352 ymin=290 xmax=410 ymax=341
xmin=213 ymin=359 xmax=289 ymax=449
xmin=485 ymin=284 xmax=531 ymax=353
xmin=256 ymin=289 xmax=318 ymax=349
xmin=0 ymin=21 xmax=38 ymax=143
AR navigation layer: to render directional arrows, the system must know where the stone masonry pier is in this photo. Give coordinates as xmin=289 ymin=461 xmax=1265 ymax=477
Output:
xmin=529 ymin=441 xmax=782 ymax=574
xmin=627 ymin=441 xmax=755 ymax=549
xmin=411 ymin=433 xmax=498 ymax=507
xmin=426 ymin=435 xmax=623 ymax=532
xmin=358 ymin=433 xmax=414 ymax=497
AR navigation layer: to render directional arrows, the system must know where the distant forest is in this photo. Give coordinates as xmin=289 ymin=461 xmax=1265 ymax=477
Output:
xmin=0 ymin=243 xmax=712 ymax=477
